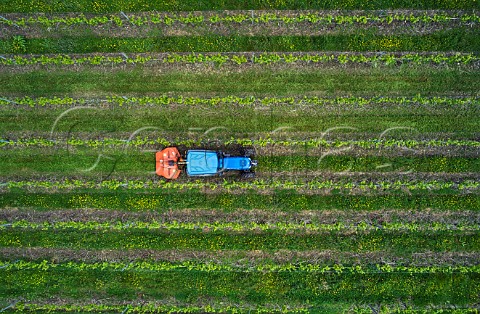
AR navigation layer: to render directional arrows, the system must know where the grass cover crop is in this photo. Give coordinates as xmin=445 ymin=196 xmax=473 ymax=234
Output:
xmin=2 ymin=267 xmax=477 ymax=311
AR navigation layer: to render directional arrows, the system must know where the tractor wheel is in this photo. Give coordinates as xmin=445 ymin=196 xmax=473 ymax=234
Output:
xmin=241 ymin=171 xmax=256 ymax=179
xmin=202 ymin=140 xmax=223 ymax=151
xmin=242 ymin=148 xmax=256 ymax=157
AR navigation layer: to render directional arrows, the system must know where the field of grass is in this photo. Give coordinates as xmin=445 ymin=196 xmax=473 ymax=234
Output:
xmin=0 ymin=1 xmax=479 ymax=313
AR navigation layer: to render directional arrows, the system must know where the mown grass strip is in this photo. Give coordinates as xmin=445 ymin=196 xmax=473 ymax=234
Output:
xmin=262 ymin=155 xmax=480 ymax=173
xmin=1 ymin=31 xmax=478 ymax=53
xmin=1 ymin=228 xmax=479 ymax=252
xmin=1 ymin=0 xmax=477 ymax=12
xmin=1 ymin=105 xmax=479 ymax=136
xmin=1 ymin=68 xmax=478 ymax=97
xmin=1 ymin=192 xmax=479 ymax=212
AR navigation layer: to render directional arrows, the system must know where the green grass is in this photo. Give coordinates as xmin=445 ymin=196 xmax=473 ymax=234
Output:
xmin=1 ymin=31 xmax=479 ymax=53
xmin=1 ymin=1 xmax=479 ymax=311
xmin=1 ymin=268 xmax=478 ymax=307
xmin=1 ymin=0 xmax=477 ymax=12
xmin=261 ymin=155 xmax=480 ymax=173
xmin=1 ymin=191 xmax=479 ymax=212
xmin=2 ymin=271 xmax=477 ymax=310
xmin=1 ymin=68 xmax=479 ymax=98
xmin=1 ymin=100 xmax=478 ymax=138
xmin=1 ymin=228 xmax=478 ymax=252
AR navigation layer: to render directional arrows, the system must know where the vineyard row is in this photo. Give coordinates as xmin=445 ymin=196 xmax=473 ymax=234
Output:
xmin=1 ymin=12 xmax=478 ymax=28
xmin=1 ymin=259 xmax=478 ymax=274
xmin=2 ymin=219 xmax=477 ymax=233
xmin=2 ymin=137 xmax=479 ymax=149
xmin=5 ymin=302 xmax=306 ymax=314
xmin=3 ymin=179 xmax=479 ymax=192
xmin=6 ymin=298 xmax=479 ymax=314
xmin=1 ymin=52 xmax=478 ymax=66
xmin=1 ymin=94 xmax=477 ymax=107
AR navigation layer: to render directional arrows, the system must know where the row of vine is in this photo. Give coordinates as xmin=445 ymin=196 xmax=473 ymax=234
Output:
xmin=3 ymin=179 xmax=479 ymax=191
xmin=1 ymin=94 xmax=477 ymax=107
xmin=1 ymin=12 xmax=478 ymax=28
xmin=1 ymin=259 xmax=478 ymax=274
xmin=1 ymin=52 xmax=478 ymax=66
xmin=2 ymin=219 xmax=477 ymax=232
xmin=2 ymin=137 xmax=479 ymax=149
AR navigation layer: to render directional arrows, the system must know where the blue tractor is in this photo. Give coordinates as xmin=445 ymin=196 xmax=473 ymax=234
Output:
xmin=156 ymin=147 xmax=257 ymax=179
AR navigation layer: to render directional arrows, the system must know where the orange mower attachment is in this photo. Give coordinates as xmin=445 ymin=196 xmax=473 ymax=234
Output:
xmin=155 ymin=147 xmax=183 ymax=180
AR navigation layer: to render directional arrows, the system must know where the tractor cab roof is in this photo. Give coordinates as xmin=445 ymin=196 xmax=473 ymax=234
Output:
xmin=186 ymin=150 xmax=220 ymax=176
